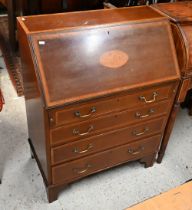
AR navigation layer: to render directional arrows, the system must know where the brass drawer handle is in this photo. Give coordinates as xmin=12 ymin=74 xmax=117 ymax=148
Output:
xmin=74 ymin=107 xmax=96 ymax=118
xmin=132 ymin=127 xmax=149 ymax=136
xmin=73 ymin=125 xmax=94 ymax=136
xmin=128 ymin=146 xmax=145 ymax=155
xmin=73 ymin=144 xmax=93 ymax=154
xmin=73 ymin=164 xmax=92 ymax=174
xmin=139 ymin=92 xmax=158 ymax=103
xmin=135 ymin=109 xmax=155 ymax=119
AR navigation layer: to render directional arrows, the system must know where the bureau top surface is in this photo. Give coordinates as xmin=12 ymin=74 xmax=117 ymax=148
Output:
xmin=28 ymin=9 xmax=180 ymax=108
xmin=18 ymin=6 xmax=164 ymax=32
xmin=151 ymin=2 xmax=192 ymax=23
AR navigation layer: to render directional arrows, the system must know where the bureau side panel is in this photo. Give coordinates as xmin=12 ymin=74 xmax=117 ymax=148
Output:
xmin=171 ymin=23 xmax=187 ymax=75
xmin=17 ymin=21 xmax=50 ymax=183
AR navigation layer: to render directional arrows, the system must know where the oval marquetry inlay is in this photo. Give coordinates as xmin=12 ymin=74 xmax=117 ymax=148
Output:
xmin=100 ymin=50 xmax=129 ymax=69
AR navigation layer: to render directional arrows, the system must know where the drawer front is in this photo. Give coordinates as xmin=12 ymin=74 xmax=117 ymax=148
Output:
xmin=49 ymin=83 xmax=176 ymax=127
xmin=50 ymin=100 xmax=170 ymax=146
xmin=51 ymin=117 xmax=166 ymax=161
xmin=52 ymin=135 xmax=161 ymax=184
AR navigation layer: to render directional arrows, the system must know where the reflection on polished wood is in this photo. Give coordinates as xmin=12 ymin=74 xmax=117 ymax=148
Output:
xmin=18 ymin=6 xmax=180 ymax=202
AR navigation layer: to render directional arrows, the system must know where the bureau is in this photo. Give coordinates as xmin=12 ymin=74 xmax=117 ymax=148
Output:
xmin=17 ymin=6 xmax=180 ymax=202
xmin=151 ymin=1 xmax=192 ymax=163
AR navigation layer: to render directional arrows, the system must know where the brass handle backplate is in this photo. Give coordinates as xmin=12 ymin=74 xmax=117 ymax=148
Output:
xmin=74 ymin=107 xmax=96 ymax=118
xmin=73 ymin=125 xmax=94 ymax=136
xmin=73 ymin=144 xmax=93 ymax=154
xmin=135 ymin=109 xmax=155 ymax=119
xmin=73 ymin=164 xmax=92 ymax=174
xmin=128 ymin=146 xmax=145 ymax=155
xmin=132 ymin=127 xmax=149 ymax=136
xmin=139 ymin=92 xmax=158 ymax=103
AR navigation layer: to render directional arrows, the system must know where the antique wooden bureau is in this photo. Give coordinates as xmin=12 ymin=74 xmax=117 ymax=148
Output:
xmin=17 ymin=6 xmax=180 ymax=202
xmin=151 ymin=1 xmax=192 ymax=163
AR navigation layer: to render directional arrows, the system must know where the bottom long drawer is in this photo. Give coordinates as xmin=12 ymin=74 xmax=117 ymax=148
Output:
xmin=52 ymin=135 xmax=161 ymax=185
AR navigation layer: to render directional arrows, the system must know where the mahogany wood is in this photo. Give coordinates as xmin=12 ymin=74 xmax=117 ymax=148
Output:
xmin=17 ymin=20 xmax=51 ymax=183
xmin=50 ymin=117 xmax=166 ymax=146
xmin=151 ymin=2 xmax=192 ymax=23
xmin=157 ymin=103 xmax=180 ymax=163
xmin=3 ymin=0 xmax=105 ymax=51
xmin=177 ymin=78 xmax=192 ymax=103
xmin=151 ymin=2 xmax=192 ymax=76
xmin=139 ymin=153 xmax=157 ymax=168
xmin=151 ymin=2 xmax=192 ymax=162
xmin=52 ymin=135 xmax=162 ymax=185
xmin=51 ymin=117 xmax=167 ymax=165
xmin=49 ymin=84 xmax=174 ymax=127
xmin=18 ymin=7 xmax=180 ymax=202
xmin=19 ymin=7 xmax=163 ymax=32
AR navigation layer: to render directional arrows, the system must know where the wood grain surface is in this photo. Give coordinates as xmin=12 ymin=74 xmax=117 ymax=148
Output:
xmin=127 ymin=181 xmax=192 ymax=210
xmin=17 ymin=6 xmax=180 ymax=202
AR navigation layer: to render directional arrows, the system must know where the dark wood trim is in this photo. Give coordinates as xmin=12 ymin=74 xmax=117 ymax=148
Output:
xmin=46 ymin=152 xmax=157 ymax=203
xmin=28 ymin=138 xmax=49 ymax=186
xmin=6 ymin=0 xmax=17 ymax=50
xmin=140 ymin=153 xmax=156 ymax=168
xmin=157 ymin=103 xmax=180 ymax=163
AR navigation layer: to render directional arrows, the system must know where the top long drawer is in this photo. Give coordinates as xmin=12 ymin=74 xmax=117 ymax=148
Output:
xmin=49 ymin=83 xmax=177 ymax=127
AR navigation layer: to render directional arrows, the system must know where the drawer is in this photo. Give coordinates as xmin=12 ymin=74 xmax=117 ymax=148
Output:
xmin=52 ymin=135 xmax=161 ymax=184
xmin=50 ymin=102 xmax=169 ymax=145
xmin=51 ymin=116 xmax=166 ymax=155
xmin=49 ymin=83 xmax=176 ymax=127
